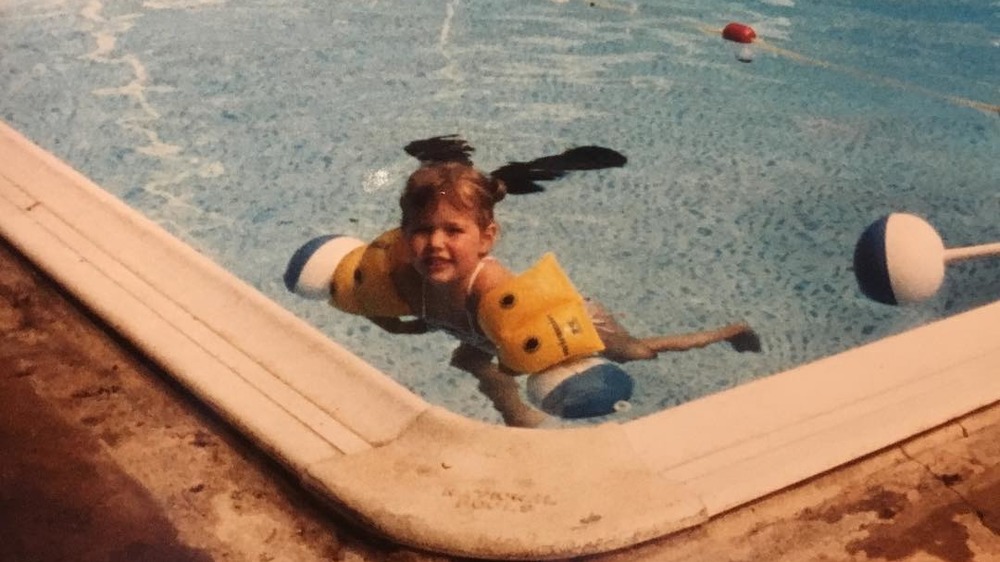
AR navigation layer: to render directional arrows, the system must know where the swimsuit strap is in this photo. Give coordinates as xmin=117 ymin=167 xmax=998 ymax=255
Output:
xmin=464 ymin=256 xmax=495 ymax=330
xmin=466 ymin=256 xmax=494 ymax=294
xmin=421 ymin=277 xmax=427 ymax=318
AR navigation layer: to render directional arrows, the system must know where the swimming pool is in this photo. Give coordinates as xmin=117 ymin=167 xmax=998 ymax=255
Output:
xmin=4 ymin=0 xmax=995 ymax=424
xmin=2 ymin=0 xmax=997 ymax=557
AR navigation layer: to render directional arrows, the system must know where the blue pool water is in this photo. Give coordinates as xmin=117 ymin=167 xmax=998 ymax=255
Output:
xmin=2 ymin=0 xmax=997 ymax=424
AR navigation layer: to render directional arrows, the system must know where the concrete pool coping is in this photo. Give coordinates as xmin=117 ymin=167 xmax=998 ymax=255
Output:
xmin=2 ymin=120 xmax=998 ymax=560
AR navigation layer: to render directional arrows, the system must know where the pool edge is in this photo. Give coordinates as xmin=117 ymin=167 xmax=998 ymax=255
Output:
xmin=2 ymin=120 xmax=997 ymax=560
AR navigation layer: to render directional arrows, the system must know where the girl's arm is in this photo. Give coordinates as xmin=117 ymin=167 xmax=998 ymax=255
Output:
xmin=450 ymin=343 xmax=547 ymax=428
xmin=368 ymin=316 xmax=429 ymax=334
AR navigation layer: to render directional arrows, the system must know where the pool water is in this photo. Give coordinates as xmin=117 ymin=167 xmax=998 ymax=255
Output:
xmin=2 ymin=0 xmax=997 ymax=424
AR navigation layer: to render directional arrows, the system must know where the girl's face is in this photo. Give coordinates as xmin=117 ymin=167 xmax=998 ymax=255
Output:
xmin=404 ymin=199 xmax=497 ymax=287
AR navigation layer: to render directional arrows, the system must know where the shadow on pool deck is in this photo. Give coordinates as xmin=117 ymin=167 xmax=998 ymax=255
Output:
xmin=1 ymin=237 xmax=998 ymax=562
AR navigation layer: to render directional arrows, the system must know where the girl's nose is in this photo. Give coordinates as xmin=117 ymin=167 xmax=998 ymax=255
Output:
xmin=428 ymin=229 xmax=446 ymax=248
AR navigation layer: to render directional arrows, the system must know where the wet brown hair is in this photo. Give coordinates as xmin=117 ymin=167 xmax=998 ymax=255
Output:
xmin=400 ymin=162 xmax=507 ymax=231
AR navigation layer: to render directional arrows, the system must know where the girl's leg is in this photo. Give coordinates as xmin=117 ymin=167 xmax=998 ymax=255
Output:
xmin=450 ymin=344 xmax=548 ymax=428
xmin=586 ymin=299 xmax=761 ymax=363
xmin=638 ymin=322 xmax=761 ymax=353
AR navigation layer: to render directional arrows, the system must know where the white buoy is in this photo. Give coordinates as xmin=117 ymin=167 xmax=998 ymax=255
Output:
xmin=526 ymin=356 xmax=634 ymax=419
xmin=736 ymin=44 xmax=754 ymax=63
xmin=853 ymin=212 xmax=1000 ymax=305
xmin=284 ymin=235 xmax=364 ymax=300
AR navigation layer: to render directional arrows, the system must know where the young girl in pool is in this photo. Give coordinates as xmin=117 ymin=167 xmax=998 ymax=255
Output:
xmin=369 ymin=161 xmax=760 ymax=427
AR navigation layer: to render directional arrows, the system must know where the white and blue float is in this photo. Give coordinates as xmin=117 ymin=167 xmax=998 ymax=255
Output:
xmin=285 ymin=233 xmax=634 ymax=420
xmin=524 ymin=356 xmax=633 ymax=419
xmin=284 ymin=234 xmax=364 ymax=300
xmin=853 ymin=212 xmax=1000 ymax=305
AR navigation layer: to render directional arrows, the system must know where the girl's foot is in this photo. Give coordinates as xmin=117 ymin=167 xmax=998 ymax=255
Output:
xmin=727 ymin=328 xmax=762 ymax=353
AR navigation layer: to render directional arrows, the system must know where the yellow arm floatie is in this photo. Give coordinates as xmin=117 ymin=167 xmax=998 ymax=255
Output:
xmin=477 ymin=253 xmax=605 ymax=374
xmin=330 ymin=228 xmax=412 ymax=318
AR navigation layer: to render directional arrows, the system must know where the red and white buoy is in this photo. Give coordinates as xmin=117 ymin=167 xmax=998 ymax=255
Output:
xmin=722 ymin=22 xmax=757 ymax=63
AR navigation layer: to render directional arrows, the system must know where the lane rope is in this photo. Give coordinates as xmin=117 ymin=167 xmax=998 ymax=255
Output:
xmin=694 ymin=23 xmax=999 ymax=117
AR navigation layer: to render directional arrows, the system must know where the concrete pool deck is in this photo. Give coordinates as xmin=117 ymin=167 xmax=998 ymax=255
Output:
xmin=2 ymin=237 xmax=998 ymax=561
xmin=2 ymin=118 xmax=999 ymax=559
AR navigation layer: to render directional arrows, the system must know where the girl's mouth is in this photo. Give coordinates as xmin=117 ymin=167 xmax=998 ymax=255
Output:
xmin=423 ymin=255 xmax=450 ymax=273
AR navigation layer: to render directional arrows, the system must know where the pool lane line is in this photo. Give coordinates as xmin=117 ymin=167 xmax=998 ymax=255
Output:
xmin=694 ymin=24 xmax=1000 ymax=117
xmin=563 ymin=5 xmax=998 ymax=116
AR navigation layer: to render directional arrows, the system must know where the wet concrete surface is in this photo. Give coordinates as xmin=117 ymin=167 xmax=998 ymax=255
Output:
xmin=0 ymin=240 xmax=448 ymax=562
xmin=1 ymin=236 xmax=998 ymax=562
xmin=0 ymin=372 xmax=212 ymax=562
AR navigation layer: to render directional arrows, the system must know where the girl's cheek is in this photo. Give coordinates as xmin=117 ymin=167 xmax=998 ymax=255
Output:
xmin=404 ymin=237 xmax=422 ymax=259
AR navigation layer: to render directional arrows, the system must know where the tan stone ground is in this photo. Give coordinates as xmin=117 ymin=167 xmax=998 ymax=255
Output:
xmin=1 ymin=238 xmax=997 ymax=562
